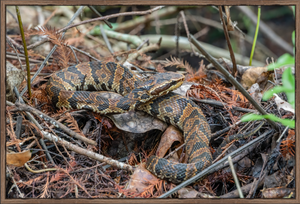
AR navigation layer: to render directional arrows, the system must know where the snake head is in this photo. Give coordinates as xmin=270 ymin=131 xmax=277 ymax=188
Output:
xmin=148 ymin=72 xmax=185 ymax=96
xmin=125 ymin=72 xmax=185 ymax=104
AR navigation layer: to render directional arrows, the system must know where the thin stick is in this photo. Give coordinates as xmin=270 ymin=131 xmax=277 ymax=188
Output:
xmin=180 ymin=11 xmax=195 ymax=54
xmin=213 ymin=142 xmax=235 ymax=163
xmin=115 ymin=6 xmax=177 ymax=32
xmin=57 ymin=6 xmax=164 ymax=34
xmin=7 ymin=9 xmax=18 ymax=23
xmin=220 ymin=176 xmax=263 ymax=198
xmin=15 ymin=116 xmax=23 ymax=139
xmin=218 ymin=6 xmax=237 ymax=76
xmin=6 ymin=167 xmax=24 ymax=198
xmin=136 ymin=39 xmax=149 ymax=50
xmin=228 ymin=156 xmax=244 ymax=198
xmin=6 ymin=35 xmax=23 ymax=51
xmin=189 ymin=97 xmax=256 ymax=113
xmin=68 ymin=46 xmax=79 ymax=64
xmin=186 ymin=15 xmax=276 ymax=58
xmin=24 ymin=162 xmax=57 ymax=173
xmin=88 ymin=6 xmax=112 ymax=28
xmin=175 ymin=13 xmax=181 ymax=58
xmin=127 ymin=38 xmax=161 ymax=61
xmin=16 ymin=6 xmax=32 ymax=97
xmin=189 ymin=34 xmax=279 ymax=131
xmin=276 ymin=115 xmax=294 ymax=143
xmin=211 ymin=6 xmax=246 ymax=38
xmin=7 ymin=98 xmax=55 ymax=165
xmin=100 ymin=24 xmax=114 ymax=54
xmin=14 ymin=102 xmax=97 ymax=146
xmin=6 ymin=37 xmax=24 ymax=70
xmin=41 ymin=131 xmax=134 ymax=173
xmin=38 ymin=138 xmax=55 ymax=165
xmin=66 ymin=43 xmax=101 ymax=62
xmin=20 ymin=6 xmax=85 ymax=96
xmin=6 ymin=53 xmax=53 ymax=64
xmin=164 ymin=143 xmax=185 ymax=159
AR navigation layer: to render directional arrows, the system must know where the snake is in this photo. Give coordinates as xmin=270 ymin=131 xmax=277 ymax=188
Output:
xmin=46 ymin=61 xmax=212 ymax=184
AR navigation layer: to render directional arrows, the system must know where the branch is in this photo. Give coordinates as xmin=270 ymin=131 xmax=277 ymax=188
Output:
xmin=218 ymin=6 xmax=237 ymax=76
xmin=14 ymin=102 xmax=97 ymax=146
xmin=189 ymin=34 xmax=279 ymax=131
xmin=57 ymin=6 xmax=164 ymax=34
xmin=41 ymin=130 xmax=134 ymax=173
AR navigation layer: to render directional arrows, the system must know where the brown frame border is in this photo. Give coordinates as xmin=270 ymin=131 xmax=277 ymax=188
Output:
xmin=1 ymin=1 xmax=299 ymax=203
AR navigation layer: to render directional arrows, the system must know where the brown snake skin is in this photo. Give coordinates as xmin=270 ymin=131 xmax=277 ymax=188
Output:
xmin=46 ymin=61 xmax=212 ymax=183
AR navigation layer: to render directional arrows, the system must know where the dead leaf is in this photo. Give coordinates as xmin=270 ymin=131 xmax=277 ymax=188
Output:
xmin=237 ymin=156 xmax=252 ymax=168
xmin=273 ymin=94 xmax=294 ymax=114
xmin=178 ymin=187 xmax=199 ymax=198
xmin=252 ymin=153 xmax=268 ymax=178
xmin=255 ymin=70 xmax=273 ymax=89
xmin=172 ymin=82 xmax=195 ymax=96
xmin=286 ymin=168 xmax=294 ymax=185
xmin=248 ymin=83 xmax=262 ymax=103
xmin=156 ymin=125 xmax=183 ymax=158
xmin=261 ymin=187 xmax=295 ymax=198
xmin=95 ymin=92 xmax=168 ymax=134
xmin=224 ymin=6 xmax=235 ymax=31
xmin=126 ymin=163 xmax=160 ymax=194
xmin=241 ymin=66 xmax=269 ymax=89
xmin=108 ymin=111 xmax=168 ymax=134
xmin=6 ymin=150 xmax=31 ymax=167
xmin=6 ymin=61 xmax=25 ymax=102
xmin=264 ymin=170 xmax=286 ymax=188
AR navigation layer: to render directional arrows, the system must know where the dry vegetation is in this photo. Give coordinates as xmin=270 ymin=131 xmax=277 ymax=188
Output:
xmin=5 ymin=5 xmax=295 ymax=199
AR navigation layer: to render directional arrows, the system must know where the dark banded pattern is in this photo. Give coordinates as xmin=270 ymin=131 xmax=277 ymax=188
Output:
xmin=46 ymin=61 xmax=212 ymax=184
xmin=139 ymin=93 xmax=212 ymax=183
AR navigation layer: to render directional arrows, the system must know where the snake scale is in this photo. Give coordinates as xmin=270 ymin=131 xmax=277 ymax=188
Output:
xmin=46 ymin=61 xmax=212 ymax=183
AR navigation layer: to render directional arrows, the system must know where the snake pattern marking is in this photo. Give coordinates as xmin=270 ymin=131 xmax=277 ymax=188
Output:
xmin=46 ymin=61 xmax=212 ymax=184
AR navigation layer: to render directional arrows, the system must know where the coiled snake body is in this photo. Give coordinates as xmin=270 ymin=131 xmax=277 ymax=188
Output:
xmin=46 ymin=61 xmax=212 ymax=183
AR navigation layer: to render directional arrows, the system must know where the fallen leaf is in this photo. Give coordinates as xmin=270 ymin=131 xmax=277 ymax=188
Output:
xmin=96 ymin=92 xmax=168 ymax=133
xmin=126 ymin=163 xmax=160 ymax=194
xmin=156 ymin=125 xmax=183 ymax=158
xmin=248 ymin=83 xmax=262 ymax=103
xmin=252 ymin=153 xmax=268 ymax=178
xmin=6 ymin=150 xmax=31 ymax=167
xmin=261 ymin=187 xmax=295 ymax=198
xmin=264 ymin=170 xmax=286 ymax=188
xmin=241 ymin=66 xmax=269 ymax=89
xmin=172 ymin=82 xmax=195 ymax=96
xmin=273 ymin=94 xmax=294 ymax=114
xmin=286 ymin=168 xmax=294 ymax=184
xmin=178 ymin=188 xmax=199 ymax=198
xmin=108 ymin=111 xmax=168 ymax=134
xmin=6 ymin=61 xmax=25 ymax=102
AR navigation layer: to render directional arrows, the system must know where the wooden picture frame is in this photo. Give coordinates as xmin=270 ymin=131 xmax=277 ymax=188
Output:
xmin=1 ymin=1 xmax=299 ymax=203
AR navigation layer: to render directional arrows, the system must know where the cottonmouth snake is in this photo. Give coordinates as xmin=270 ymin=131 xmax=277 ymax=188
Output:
xmin=46 ymin=61 xmax=212 ymax=183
